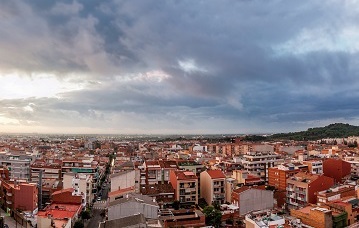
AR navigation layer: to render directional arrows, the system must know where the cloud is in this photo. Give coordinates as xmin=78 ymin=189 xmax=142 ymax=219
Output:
xmin=0 ymin=0 xmax=359 ymax=133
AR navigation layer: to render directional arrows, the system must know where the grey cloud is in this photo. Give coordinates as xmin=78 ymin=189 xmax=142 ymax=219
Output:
xmin=1 ymin=0 xmax=359 ymax=133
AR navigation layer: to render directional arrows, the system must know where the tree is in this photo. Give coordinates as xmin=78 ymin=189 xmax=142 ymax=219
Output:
xmin=73 ymin=220 xmax=84 ymax=228
xmin=203 ymin=206 xmax=222 ymax=228
xmin=81 ymin=210 xmax=91 ymax=220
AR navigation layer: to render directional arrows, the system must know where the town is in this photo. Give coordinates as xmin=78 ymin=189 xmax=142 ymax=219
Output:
xmin=0 ymin=130 xmax=358 ymax=228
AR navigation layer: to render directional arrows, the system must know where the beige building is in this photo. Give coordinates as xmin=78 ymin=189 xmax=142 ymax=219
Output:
xmin=169 ymin=170 xmax=198 ymax=205
xmin=200 ymin=170 xmax=226 ymax=205
xmin=225 ymin=177 xmax=237 ymax=203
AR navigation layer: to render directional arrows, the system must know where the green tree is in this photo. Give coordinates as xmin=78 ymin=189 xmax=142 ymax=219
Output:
xmin=203 ymin=206 xmax=222 ymax=228
xmin=81 ymin=210 xmax=91 ymax=220
xmin=73 ymin=220 xmax=84 ymax=228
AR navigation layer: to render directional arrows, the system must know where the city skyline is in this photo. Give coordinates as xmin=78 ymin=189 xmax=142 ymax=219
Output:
xmin=1 ymin=1 xmax=359 ymax=134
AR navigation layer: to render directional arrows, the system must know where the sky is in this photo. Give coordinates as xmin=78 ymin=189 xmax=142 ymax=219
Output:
xmin=1 ymin=0 xmax=359 ymax=135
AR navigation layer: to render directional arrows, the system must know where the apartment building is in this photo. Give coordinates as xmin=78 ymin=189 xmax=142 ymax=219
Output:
xmin=141 ymin=160 xmax=178 ymax=187
xmin=169 ymin=170 xmax=198 ymax=206
xmin=302 ymin=160 xmax=323 ymax=174
xmin=200 ymin=170 xmax=226 ymax=205
xmin=286 ymin=172 xmax=334 ymax=209
xmin=0 ymin=151 xmax=37 ymax=181
xmin=317 ymin=185 xmax=356 ymax=206
xmin=323 ymin=158 xmax=351 ymax=183
xmin=268 ymin=162 xmax=308 ymax=190
xmin=343 ymin=156 xmax=359 ymax=177
xmin=0 ymin=181 xmax=38 ymax=216
xmin=61 ymin=157 xmax=101 ymax=192
xmin=30 ymin=159 xmax=62 ymax=182
xmin=242 ymin=151 xmax=284 ymax=181
xmin=63 ymin=172 xmax=93 ymax=206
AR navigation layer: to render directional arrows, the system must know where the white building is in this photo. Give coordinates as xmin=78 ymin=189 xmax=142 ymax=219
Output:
xmin=242 ymin=151 xmax=284 ymax=181
xmin=107 ymin=193 xmax=159 ymax=221
xmin=63 ymin=173 xmax=93 ymax=206
xmin=110 ymin=170 xmax=136 ymax=192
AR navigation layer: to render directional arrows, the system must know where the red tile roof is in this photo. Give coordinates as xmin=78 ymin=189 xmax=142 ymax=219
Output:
xmin=206 ymin=170 xmax=226 ymax=179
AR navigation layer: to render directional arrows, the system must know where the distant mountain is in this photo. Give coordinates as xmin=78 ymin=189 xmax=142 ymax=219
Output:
xmin=269 ymin=123 xmax=359 ymax=141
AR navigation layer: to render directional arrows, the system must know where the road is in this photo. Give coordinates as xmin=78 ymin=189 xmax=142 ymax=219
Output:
xmin=86 ymin=178 xmax=110 ymax=228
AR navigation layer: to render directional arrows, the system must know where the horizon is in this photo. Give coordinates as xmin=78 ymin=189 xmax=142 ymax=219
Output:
xmin=1 ymin=1 xmax=359 ymax=134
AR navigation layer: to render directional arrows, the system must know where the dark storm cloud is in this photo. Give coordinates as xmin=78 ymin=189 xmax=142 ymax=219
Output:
xmin=1 ymin=0 xmax=359 ymax=133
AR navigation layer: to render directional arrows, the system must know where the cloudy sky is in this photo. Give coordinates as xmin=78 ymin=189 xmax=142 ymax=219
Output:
xmin=0 ymin=0 xmax=359 ymax=134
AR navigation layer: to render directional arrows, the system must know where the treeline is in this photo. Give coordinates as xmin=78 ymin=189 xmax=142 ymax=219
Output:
xmin=268 ymin=123 xmax=359 ymax=141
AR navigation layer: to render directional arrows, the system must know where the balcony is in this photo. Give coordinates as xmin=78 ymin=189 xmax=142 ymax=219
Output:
xmin=6 ymin=201 xmax=12 ymax=205
xmin=6 ymin=192 xmax=12 ymax=197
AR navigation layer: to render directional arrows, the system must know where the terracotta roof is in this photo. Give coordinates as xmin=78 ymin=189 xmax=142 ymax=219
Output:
xmin=173 ymin=170 xmax=197 ymax=180
xmin=52 ymin=188 xmax=73 ymax=196
xmin=206 ymin=170 xmax=226 ymax=179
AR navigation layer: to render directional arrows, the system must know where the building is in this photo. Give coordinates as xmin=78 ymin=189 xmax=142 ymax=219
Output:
xmin=241 ymin=151 xmax=284 ymax=181
xmin=99 ymin=214 xmax=148 ymax=228
xmin=245 ymin=210 xmax=285 ymax=228
xmin=286 ymin=172 xmax=335 ymax=209
xmin=200 ymin=170 xmax=226 ymax=205
xmin=37 ymin=203 xmax=83 ymax=228
xmin=0 ymin=151 xmax=37 ymax=181
xmin=0 ymin=181 xmax=38 ymax=216
xmin=323 ymin=158 xmax=351 ymax=183
xmin=169 ymin=170 xmax=198 ymax=206
xmin=231 ymin=170 xmax=263 ymax=186
xmin=225 ymin=177 xmax=237 ymax=203
xmin=107 ymin=193 xmax=159 ymax=221
xmin=290 ymin=206 xmax=333 ymax=228
xmin=317 ymin=185 xmax=356 ymax=206
xmin=160 ymin=209 xmax=205 ymax=228
xmin=110 ymin=170 xmax=136 ymax=192
xmin=141 ymin=160 xmax=178 ymax=187
xmin=343 ymin=156 xmax=359 ymax=177
xmin=231 ymin=186 xmax=274 ymax=215
xmin=268 ymin=162 xmax=308 ymax=191
xmin=302 ymin=160 xmax=323 ymax=174
xmin=30 ymin=159 xmax=62 ymax=182
xmin=63 ymin=172 xmax=93 ymax=205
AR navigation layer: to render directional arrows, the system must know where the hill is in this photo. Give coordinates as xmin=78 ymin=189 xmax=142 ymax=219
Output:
xmin=268 ymin=123 xmax=359 ymax=141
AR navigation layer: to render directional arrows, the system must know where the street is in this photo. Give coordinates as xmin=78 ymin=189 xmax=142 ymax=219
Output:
xmin=86 ymin=177 xmax=110 ymax=228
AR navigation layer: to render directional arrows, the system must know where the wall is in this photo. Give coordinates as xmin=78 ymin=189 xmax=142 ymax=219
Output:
xmin=200 ymin=171 xmax=212 ymax=205
xmin=110 ymin=170 xmax=136 ymax=192
xmin=323 ymin=159 xmax=351 ymax=183
xmin=14 ymin=184 xmax=37 ymax=211
xmin=290 ymin=208 xmax=332 ymax=228
xmin=239 ymin=189 xmax=273 ymax=215
xmin=107 ymin=201 xmax=158 ymax=221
